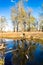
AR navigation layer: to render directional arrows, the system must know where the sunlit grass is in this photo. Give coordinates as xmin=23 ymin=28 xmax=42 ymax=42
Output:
xmin=0 ymin=58 xmax=4 ymax=65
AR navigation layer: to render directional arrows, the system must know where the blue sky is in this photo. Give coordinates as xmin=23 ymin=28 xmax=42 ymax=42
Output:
xmin=0 ymin=0 xmax=43 ymax=31
xmin=0 ymin=0 xmax=43 ymax=18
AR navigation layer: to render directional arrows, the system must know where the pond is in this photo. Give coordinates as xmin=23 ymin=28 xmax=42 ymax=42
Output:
xmin=1 ymin=39 xmax=43 ymax=65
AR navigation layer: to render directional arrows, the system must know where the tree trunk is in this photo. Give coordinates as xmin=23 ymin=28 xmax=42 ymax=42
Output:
xmin=13 ymin=21 xmax=15 ymax=32
xmin=17 ymin=21 xmax=19 ymax=32
xmin=42 ymin=26 xmax=43 ymax=32
xmin=28 ymin=13 xmax=31 ymax=31
xmin=23 ymin=21 xmax=26 ymax=31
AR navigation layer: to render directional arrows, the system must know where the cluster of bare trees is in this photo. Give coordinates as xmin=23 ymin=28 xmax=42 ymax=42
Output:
xmin=11 ymin=0 xmax=43 ymax=32
xmin=0 ymin=16 xmax=7 ymax=32
xmin=0 ymin=0 xmax=43 ymax=32
xmin=11 ymin=0 xmax=36 ymax=32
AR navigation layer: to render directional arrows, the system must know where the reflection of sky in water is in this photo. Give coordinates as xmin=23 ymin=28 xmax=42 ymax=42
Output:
xmin=6 ymin=40 xmax=19 ymax=49
xmin=6 ymin=40 xmax=14 ymax=49
xmin=5 ymin=40 xmax=43 ymax=65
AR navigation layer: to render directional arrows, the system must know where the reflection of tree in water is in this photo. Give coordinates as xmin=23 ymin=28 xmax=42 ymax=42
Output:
xmin=12 ymin=35 xmax=37 ymax=65
xmin=28 ymin=44 xmax=37 ymax=61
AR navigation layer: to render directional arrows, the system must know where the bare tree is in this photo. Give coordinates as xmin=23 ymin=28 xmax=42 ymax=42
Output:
xmin=0 ymin=16 xmax=7 ymax=32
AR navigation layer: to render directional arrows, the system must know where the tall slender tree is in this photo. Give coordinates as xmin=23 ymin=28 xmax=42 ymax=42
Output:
xmin=11 ymin=0 xmax=29 ymax=32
